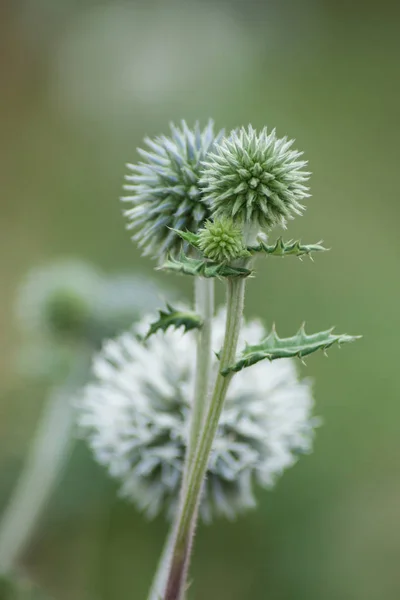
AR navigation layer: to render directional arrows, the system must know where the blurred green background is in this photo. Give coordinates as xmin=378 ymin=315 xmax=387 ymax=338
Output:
xmin=1 ymin=0 xmax=400 ymax=598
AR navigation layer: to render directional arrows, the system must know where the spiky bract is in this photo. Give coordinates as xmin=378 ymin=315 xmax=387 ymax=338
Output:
xmin=197 ymin=218 xmax=248 ymax=263
xmin=200 ymin=125 xmax=310 ymax=230
xmin=76 ymin=311 xmax=317 ymax=522
xmin=122 ymin=120 xmax=224 ymax=259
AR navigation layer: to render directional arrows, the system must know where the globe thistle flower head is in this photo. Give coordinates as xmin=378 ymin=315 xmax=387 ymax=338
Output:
xmin=77 ymin=311 xmax=317 ymax=522
xmin=197 ymin=218 xmax=249 ymax=263
xmin=200 ymin=125 xmax=310 ymax=232
xmin=122 ymin=120 xmax=224 ymax=259
xmin=16 ymin=260 xmax=103 ymax=339
xmin=15 ymin=260 xmax=168 ymax=382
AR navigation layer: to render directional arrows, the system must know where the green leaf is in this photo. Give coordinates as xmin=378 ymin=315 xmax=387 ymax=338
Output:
xmin=145 ymin=304 xmax=203 ymax=338
xmin=248 ymin=237 xmax=328 ymax=258
xmin=222 ymin=325 xmax=361 ymax=375
xmin=171 ymin=228 xmax=200 ymax=248
xmin=159 ymin=253 xmax=253 ymax=279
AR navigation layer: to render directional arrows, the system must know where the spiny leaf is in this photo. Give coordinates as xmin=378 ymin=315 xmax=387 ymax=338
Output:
xmin=145 ymin=304 xmax=203 ymax=338
xmin=171 ymin=228 xmax=200 ymax=248
xmin=248 ymin=237 xmax=328 ymax=258
xmin=159 ymin=253 xmax=253 ymax=279
xmin=222 ymin=325 xmax=361 ymax=375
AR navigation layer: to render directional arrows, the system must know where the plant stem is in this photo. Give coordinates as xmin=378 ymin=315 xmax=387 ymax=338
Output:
xmin=0 ymin=351 xmax=90 ymax=574
xmin=186 ymin=277 xmax=214 ymax=472
xmin=164 ymin=276 xmax=247 ymax=600
xmin=147 ymin=277 xmax=214 ymax=600
xmin=146 ymin=525 xmax=176 ymax=600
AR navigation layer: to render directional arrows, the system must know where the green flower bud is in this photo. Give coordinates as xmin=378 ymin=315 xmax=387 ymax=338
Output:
xmin=197 ymin=218 xmax=248 ymax=263
xmin=200 ymin=125 xmax=310 ymax=231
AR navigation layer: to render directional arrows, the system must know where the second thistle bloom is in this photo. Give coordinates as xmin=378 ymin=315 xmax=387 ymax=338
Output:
xmin=122 ymin=120 xmax=224 ymax=259
xmin=76 ymin=311 xmax=317 ymax=522
xmin=200 ymin=125 xmax=310 ymax=231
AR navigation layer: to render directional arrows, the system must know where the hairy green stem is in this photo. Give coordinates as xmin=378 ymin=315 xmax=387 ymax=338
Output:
xmin=164 ymin=276 xmax=246 ymax=600
xmin=147 ymin=277 xmax=214 ymax=600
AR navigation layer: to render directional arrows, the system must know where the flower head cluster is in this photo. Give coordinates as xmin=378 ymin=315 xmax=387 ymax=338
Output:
xmin=77 ymin=311 xmax=317 ymax=522
xmin=197 ymin=218 xmax=248 ymax=263
xmin=200 ymin=126 xmax=310 ymax=231
xmin=122 ymin=120 xmax=224 ymax=259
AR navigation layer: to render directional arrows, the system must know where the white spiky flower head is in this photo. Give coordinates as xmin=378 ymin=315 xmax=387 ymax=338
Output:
xmin=77 ymin=311 xmax=318 ymax=522
xmin=122 ymin=120 xmax=224 ymax=260
xmin=200 ymin=125 xmax=310 ymax=233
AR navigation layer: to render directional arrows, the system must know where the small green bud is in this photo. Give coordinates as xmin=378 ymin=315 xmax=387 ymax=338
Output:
xmin=200 ymin=125 xmax=310 ymax=231
xmin=197 ymin=218 xmax=249 ymax=263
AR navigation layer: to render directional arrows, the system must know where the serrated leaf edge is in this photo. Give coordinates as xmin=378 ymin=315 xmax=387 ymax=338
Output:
xmin=158 ymin=252 xmax=253 ymax=279
xmin=222 ymin=325 xmax=361 ymax=375
xmin=248 ymin=237 xmax=328 ymax=259
xmin=145 ymin=303 xmax=203 ymax=339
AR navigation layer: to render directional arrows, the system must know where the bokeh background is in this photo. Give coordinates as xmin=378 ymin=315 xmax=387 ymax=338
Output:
xmin=1 ymin=0 xmax=400 ymax=598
